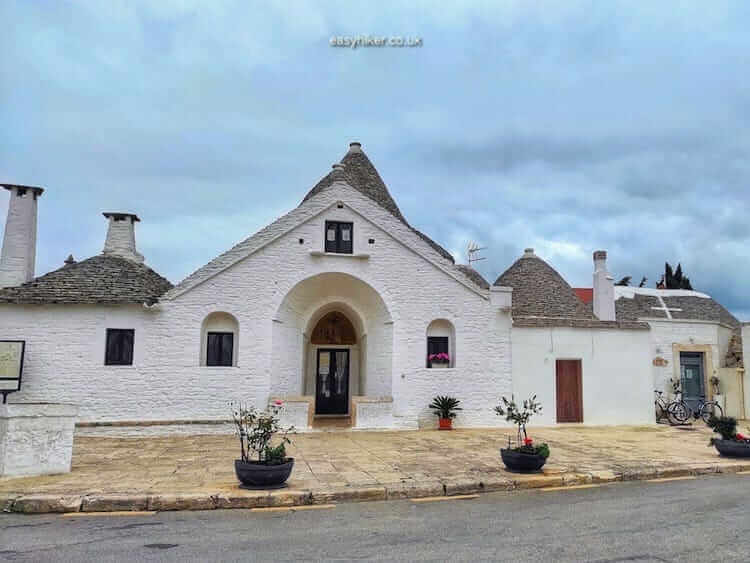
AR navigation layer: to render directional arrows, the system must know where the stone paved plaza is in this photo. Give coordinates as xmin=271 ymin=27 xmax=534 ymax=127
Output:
xmin=2 ymin=423 xmax=749 ymax=502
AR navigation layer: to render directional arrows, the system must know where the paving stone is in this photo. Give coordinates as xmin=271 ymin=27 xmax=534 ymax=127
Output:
xmin=385 ymin=480 xmax=444 ymax=499
xmin=148 ymin=493 xmax=216 ymax=511
xmin=12 ymin=495 xmax=82 ymax=513
xmin=82 ymin=494 xmax=150 ymax=512
xmin=267 ymin=489 xmax=312 ymax=507
xmin=444 ymin=477 xmax=483 ymax=496
xmin=312 ymin=486 xmax=386 ymax=504
xmin=212 ymin=491 xmax=271 ymax=509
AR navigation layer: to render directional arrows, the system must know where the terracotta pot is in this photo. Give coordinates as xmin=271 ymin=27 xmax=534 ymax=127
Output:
xmin=234 ymin=458 xmax=294 ymax=488
xmin=500 ymin=448 xmax=547 ymax=472
xmin=438 ymin=418 xmax=453 ymax=430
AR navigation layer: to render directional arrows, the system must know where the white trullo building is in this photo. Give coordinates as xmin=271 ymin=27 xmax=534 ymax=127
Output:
xmin=0 ymin=143 xmax=742 ymax=432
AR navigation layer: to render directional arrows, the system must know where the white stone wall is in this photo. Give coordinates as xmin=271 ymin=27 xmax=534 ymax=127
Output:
xmin=0 ymin=403 xmax=78 ymax=477
xmin=648 ymin=320 xmax=723 ymax=393
xmin=0 ymin=181 xmax=513 ymax=428
xmin=512 ymin=326 xmax=654 ymax=426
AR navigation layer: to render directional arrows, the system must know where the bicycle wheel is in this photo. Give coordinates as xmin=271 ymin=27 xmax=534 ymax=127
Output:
xmin=700 ymin=402 xmax=723 ymax=424
xmin=667 ymin=401 xmax=690 ymax=424
xmin=655 ymin=402 xmax=666 ymax=422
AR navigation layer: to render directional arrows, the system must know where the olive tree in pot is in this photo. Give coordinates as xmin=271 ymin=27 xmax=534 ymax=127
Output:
xmin=231 ymin=400 xmax=295 ymax=489
xmin=707 ymin=415 xmax=750 ymax=458
xmin=495 ymin=395 xmax=550 ymax=472
xmin=429 ymin=395 xmax=462 ymax=430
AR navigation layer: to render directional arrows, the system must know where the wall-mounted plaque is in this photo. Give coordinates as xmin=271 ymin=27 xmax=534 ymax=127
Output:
xmin=0 ymin=340 xmax=25 ymax=401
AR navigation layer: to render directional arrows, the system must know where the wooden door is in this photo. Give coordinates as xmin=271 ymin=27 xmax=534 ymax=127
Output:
xmin=556 ymin=359 xmax=583 ymax=423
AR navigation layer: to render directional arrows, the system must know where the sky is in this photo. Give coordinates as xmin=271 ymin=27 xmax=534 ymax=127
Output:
xmin=1 ymin=1 xmax=748 ymax=320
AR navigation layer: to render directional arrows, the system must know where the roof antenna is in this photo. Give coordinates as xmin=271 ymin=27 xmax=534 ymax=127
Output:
xmin=467 ymin=241 xmax=486 ymax=266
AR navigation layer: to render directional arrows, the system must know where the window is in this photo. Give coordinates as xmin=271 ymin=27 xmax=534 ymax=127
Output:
xmin=325 ymin=221 xmax=353 ymax=254
xmin=201 ymin=312 xmax=239 ymax=367
xmin=427 ymin=336 xmax=449 ymax=367
xmin=426 ymin=319 xmax=456 ymax=368
xmin=105 ymin=329 xmax=134 ymax=365
xmin=206 ymin=332 xmax=234 ymax=367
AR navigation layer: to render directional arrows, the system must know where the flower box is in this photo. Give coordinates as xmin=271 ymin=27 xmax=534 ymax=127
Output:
xmin=431 ymin=362 xmax=449 ymax=369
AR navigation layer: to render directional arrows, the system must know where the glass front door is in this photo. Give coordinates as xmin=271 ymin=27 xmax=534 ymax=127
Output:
xmin=680 ymin=352 xmax=704 ymax=412
xmin=315 ymin=349 xmax=349 ymax=415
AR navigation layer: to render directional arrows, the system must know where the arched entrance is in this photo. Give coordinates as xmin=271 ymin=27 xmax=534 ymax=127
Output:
xmin=270 ymin=272 xmax=393 ymax=420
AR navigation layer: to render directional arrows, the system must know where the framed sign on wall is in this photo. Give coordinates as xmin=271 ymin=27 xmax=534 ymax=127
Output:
xmin=0 ymin=340 xmax=25 ymax=403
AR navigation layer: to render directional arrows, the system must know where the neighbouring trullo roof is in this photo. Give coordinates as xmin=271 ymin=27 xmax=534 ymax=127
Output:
xmin=493 ymin=248 xmax=648 ymax=329
xmin=0 ymin=254 xmax=173 ymax=306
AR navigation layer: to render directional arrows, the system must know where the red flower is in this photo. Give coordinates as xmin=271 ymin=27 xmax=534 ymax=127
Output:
xmin=523 ymin=437 xmax=533 ymax=446
xmin=737 ymin=433 xmax=747 ymax=441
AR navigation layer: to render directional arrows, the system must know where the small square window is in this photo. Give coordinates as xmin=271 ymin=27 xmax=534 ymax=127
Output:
xmin=105 ymin=329 xmax=134 ymax=366
xmin=207 ymin=332 xmax=234 ymax=366
xmin=324 ymin=221 xmax=353 ymax=254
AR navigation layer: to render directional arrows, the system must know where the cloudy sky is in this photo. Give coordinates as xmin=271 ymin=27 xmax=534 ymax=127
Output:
xmin=1 ymin=1 xmax=748 ymax=319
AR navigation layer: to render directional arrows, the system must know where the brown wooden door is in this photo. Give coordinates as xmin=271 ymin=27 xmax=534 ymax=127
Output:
xmin=556 ymin=359 xmax=583 ymax=423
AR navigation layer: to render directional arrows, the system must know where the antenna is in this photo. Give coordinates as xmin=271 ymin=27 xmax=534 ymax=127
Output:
xmin=467 ymin=240 xmax=487 ymax=265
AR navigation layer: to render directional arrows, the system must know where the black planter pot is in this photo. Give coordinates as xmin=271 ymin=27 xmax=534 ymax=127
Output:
xmin=234 ymin=458 xmax=295 ymax=489
xmin=500 ymin=448 xmax=547 ymax=472
xmin=713 ymin=440 xmax=750 ymax=458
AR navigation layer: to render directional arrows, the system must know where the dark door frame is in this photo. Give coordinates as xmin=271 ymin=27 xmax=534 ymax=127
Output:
xmin=315 ymin=348 xmax=350 ymax=416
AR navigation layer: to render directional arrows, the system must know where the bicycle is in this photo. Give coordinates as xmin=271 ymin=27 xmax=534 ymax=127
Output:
xmin=654 ymin=390 xmax=690 ymax=425
xmin=670 ymin=388 xmax=723 ymax=424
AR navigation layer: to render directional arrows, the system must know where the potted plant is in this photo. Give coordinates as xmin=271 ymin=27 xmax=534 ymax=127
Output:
xmin=495 ymin=394 xmax=550 ymax=472
xmin=707 ymin=415 xmax=750 ymax=458
xmin=428 ymin=352 xmax=450 ymax=368
xmin=231 ymin=400 xmax=295 ymax=488
xmin=429 ymin=395 xmax=462 ymax=430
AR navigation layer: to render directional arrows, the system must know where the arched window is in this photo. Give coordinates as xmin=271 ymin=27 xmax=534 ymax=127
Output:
xmin=426 ymin=319 xmax=455 ymax=368
xmin=201 ymin=312 xmax=239 ymax=367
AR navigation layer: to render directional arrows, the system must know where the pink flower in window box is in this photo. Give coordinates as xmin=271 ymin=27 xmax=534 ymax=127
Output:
xmin=428 ymin=352 xmax=450 ymax=367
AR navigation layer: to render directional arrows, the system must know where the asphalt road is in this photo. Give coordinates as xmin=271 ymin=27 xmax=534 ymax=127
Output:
xmin=1 ymin=475 xmax=749 ymax=562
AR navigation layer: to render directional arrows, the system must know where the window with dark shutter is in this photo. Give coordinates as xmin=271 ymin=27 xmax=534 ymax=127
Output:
xmin=427 ymin=336 xmax=449 ymax=367
xmin=105 ymin=329 xmax=135 ymax=366
xmin=324 ymin=221 xmax=353 ymax=254
xmin=206 ymin=332 xmax=234 ymax=366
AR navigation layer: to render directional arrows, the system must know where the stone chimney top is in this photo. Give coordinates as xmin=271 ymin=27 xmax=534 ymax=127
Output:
xmin=64 ymin=254 xmax=76 ymax=266
xmin=592 ymin=249 xmax=615 ymax=321
xmin=2 ymin=183 xmax=44 ymax=197
xmin=0 ymin=183 xmax=44 ymax=287
xmin=102 ymin=212 xmax=144 ymax=263
xmin=348 ymin=141 xmax=362 ymax=152
xmin=523 ymin=248 xmax=535 ymax=257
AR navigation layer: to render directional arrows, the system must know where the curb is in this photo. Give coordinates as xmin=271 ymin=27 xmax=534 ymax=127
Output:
xmin=4 ymin=461 xmax=750 ymax=514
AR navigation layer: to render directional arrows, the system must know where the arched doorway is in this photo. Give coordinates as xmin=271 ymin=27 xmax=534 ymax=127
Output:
xmin=310 ymin=311 xmax=356 ymax=415
xmin=270 ymin=272 xmax=393 ymax=418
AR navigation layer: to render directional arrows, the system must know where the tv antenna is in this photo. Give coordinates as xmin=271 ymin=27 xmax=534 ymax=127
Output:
xmin=467 ymin=241 xmax=486 ymax=265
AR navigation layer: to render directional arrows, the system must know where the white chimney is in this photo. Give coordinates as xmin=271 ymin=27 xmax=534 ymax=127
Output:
xmin=592 ymin=250 xmax=616 ymax=321
xmin=102 ymin=212 xmax=144 ymax=263
xmin=0 ymin=184 xmax=44 ymax=288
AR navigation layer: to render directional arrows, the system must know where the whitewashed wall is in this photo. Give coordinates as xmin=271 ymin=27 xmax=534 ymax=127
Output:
xmin=648 ymin=320 xmax=723 ymax=393
xmin=1 ymin=181 xmax=511 ymax=428
xmin=512 ymin=326 xmax=654 ymax=425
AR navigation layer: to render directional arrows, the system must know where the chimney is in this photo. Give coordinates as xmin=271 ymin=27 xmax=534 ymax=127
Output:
xmin=592 ymin=250 xmax=616 ymax=321
xmin=0 ymin=184 xmax=44 ymax=288
xmin=102 ymin=212 xmax=144 ymax=263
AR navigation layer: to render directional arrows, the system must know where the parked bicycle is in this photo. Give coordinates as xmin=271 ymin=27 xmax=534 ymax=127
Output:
xmin=654 ymin=390 xmax=689 ymax=425
xmin=671 ymin=387 xmax=723 ymax=424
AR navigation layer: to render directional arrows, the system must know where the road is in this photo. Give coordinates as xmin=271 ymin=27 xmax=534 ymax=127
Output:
xmin=1 ymin=475 xmax=749 ymax=562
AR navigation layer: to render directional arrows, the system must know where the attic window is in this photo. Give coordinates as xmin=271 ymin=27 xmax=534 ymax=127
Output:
xmin=325 ymin=221 xmax=353 ymax=254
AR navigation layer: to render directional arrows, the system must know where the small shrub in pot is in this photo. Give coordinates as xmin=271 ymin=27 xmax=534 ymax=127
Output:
xmin=231 ymin=400 xmax=295 ymax=488
xmin=429 ymin=395 xmax=462 ymax=430
xmin=495 ymin=394 xmax=550 ymax=472
xmin=706 ymin=415 xmax=750 ymax=458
